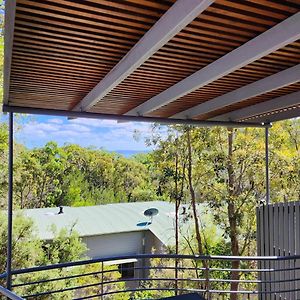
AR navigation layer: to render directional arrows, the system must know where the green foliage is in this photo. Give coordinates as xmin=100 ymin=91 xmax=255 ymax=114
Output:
xmin=0 ymin=212 xmax=43 ymax=276
xmin=147 ymin=122 xmax=300 ymax=258
xmin=42 ymin=224 xmax=87 ymax=265
xmin=0 ymin=212 xmax=87 ymax=298
xmin=76 ymin=263 xmax=126 ymax=300
xmin=11 ymin=142 xmax=161 ymax=209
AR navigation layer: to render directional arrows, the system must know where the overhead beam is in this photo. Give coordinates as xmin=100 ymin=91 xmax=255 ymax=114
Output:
xmin=126 ymin=12 xmax=300 ymax=116
xmin=2 ymin=105 xmax=270 ymax=128
xmin=173 ymin=64 xmax=300 ymax=119
xmin=3 ymin=0 xmax=17 ymax=105
xmin=252 ymin=106 xmax=300 ymax=124
xmin=73 ymin=0 xmax=214 ymax=112
xmin=211 ymin=90 xmax=300 ymax=122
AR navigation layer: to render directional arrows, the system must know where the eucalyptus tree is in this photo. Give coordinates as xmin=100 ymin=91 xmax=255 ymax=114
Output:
xmin=14 ymin=142 xmax=68 ymax=208
xmin=268 ymin=120 xmax=300 ymax=202
xmin=148 ymin=124 xmax=267 ymax=298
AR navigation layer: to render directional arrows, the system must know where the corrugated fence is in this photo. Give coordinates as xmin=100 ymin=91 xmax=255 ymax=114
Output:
xmin=257 ymin=201 xmax=300 ymax=299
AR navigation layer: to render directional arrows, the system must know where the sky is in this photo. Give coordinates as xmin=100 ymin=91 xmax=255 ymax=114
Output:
xmin=10 ymin=114 xmax=157 ymax=152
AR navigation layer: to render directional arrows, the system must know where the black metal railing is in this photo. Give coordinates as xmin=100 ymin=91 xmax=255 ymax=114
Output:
xmin=1 ymin=253 xmax=300 ymax=299
xmin=0 ymin=284 xmax=24 ymax=300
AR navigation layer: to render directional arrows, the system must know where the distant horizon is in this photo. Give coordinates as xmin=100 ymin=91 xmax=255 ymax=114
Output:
xmin=3 ymin=114 xmax=161 ymax=152
xmin=110 ymin=149 xmax=150 ymax=157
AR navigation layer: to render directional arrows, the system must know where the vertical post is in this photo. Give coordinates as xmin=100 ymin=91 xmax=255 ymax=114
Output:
xmin=7 ymin=112 xmax=13 ymax=290
xmin=206 ymin=260 xmax=210 ymax=300
xmin=142 ymin=233 xmax=146 ymax=281
xmin=265 ymin=125 xmax=270 ymax=205
xmin=174 ymin=257 xmax=178 ymax=296
xmin=101 ymin=262 xmax=104 ymax=300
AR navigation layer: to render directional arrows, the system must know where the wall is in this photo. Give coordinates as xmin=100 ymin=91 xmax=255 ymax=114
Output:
xmin=81 ymin=229 xmax=167 ymax=286
xmin=82 ymin=231 xmax=144 ymax=259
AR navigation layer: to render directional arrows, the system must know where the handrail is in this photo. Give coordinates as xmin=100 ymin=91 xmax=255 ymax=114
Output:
xmin=0 ymin=285 xmax=24 ymax=300
xmin=10 ymin=253 xmax=300 ymax=275
xmin=7 ymin=253 xmax=300 ymax=299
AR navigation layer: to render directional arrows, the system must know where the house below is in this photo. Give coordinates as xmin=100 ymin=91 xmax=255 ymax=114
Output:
xmin=22 ymin=201 xmax=177 ymax=257
xmin=21 ymin=201 xmax=212 ymax=280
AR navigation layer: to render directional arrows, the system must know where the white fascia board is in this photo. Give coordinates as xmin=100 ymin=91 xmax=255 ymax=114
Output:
xmin=211 ymin=90 xmax=300 ymax=122
xmin=73 ymin=0 xmax=214 ymax=111
xmin=174 ymin=63 xmax=300 ymax=119
xmin=126 ymin=12 xmax=300 ymax=116
xmin=3 ymin=0 xmax=17 ymax=105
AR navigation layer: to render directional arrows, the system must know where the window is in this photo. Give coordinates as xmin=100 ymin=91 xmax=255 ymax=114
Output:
xmin=118 ymin=262 xmax=135 ymax=279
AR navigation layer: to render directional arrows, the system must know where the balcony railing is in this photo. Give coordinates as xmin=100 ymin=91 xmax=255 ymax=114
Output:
xmin=1 ymin=253 xmax=300 ymax=299
xmin=0 ymin=285 xmax=24 ymax=300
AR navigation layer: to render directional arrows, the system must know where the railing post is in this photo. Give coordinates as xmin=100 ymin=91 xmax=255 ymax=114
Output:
xmin=206 ymin=260 xmax=210 ymax=300
xmin=174 ymin=257 xmax=178 ymax=296
xmin=265 ymin=125 xmax=270 ymax=205
xmin=7 ymin=112 xmax=14 ymax=291
xmin=101 ymin=262 xmax=104 ymax=300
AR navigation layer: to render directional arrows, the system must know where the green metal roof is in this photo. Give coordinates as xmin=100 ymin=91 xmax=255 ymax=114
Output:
xmin=21 ymin=201 xmax=211 ymax=246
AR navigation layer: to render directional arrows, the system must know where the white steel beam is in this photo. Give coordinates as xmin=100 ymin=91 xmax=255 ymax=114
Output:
xmin=251 ymin=104 xmax=300 ymax=124
xmin=3 ymin=0 xmax=17 ymax=105
xmin=2 ymin=105 xmax=268 ymax=128
xmin=73 ymin=0 xmax=214 ymax=112
xmin=173 ymin=64 xmax=300 ymax=119
xmin=126 ymin=12 xmax=300 ymax=116
xmin=211 ymin=90 xmax=300 ymax=122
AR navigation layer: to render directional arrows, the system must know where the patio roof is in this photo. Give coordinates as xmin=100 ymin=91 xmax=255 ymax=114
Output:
xmin=2 ymin=0 xmax=300 ymax=126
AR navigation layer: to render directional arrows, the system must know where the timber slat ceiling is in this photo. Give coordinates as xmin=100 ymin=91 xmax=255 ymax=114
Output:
xmin=9 ymin=0 xmax=174 ymax=110
xmin=4 ymin=0 xmax=300 ymax=125
xmin=148 ymin=41 xmax=300 ymax=118
xmin=203 ymin=82 xmax=300 ymax=121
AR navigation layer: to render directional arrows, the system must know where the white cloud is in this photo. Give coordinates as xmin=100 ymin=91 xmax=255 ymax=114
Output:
xmin=70 ymin=118 xmax=150 ymax=131
xmin=16 ymin=117 xmax=157 ymax=151
xmin=70 ymin=118 xmax=121 ymax=128
xmin=48 ymin=118 xmax=64 ymax=124
xmin=64 ymin=124 xmax=91 ymax=133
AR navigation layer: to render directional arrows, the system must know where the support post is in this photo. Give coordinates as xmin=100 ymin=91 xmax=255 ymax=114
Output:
xmin=7 ymin=112 xmax=13 ymax=290
xmin=101 ymin=262 xmax=104 ymax=300
xmin=265 ymin=125 xmax=270 ymax=205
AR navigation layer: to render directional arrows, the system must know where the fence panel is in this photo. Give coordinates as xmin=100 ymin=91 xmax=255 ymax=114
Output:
xmin=257 ymin=201 xmax=300 ymax=299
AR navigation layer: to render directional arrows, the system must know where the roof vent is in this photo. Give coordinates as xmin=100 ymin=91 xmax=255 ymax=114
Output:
xmin=58 ymin=206 xmax=64 ymax=215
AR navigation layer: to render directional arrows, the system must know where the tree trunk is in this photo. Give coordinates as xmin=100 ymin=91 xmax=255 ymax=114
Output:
xmin=227 ymin=129 xmax=240 ymax=300
xmin=187 ymin=128 xmax=209 ymax=292
xmin=174 ymin=147 xmax=186 ymax=295
xmin=187 ymin=128 xmax=204 ymax=255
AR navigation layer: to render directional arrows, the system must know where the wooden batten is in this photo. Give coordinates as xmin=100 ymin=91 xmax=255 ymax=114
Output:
xmin=3 ymin=0 xmax=300 ymax=125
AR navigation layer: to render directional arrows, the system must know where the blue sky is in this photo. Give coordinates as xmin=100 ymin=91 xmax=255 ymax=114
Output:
xmin=10 ymin=114 xmax=156 ymax=151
